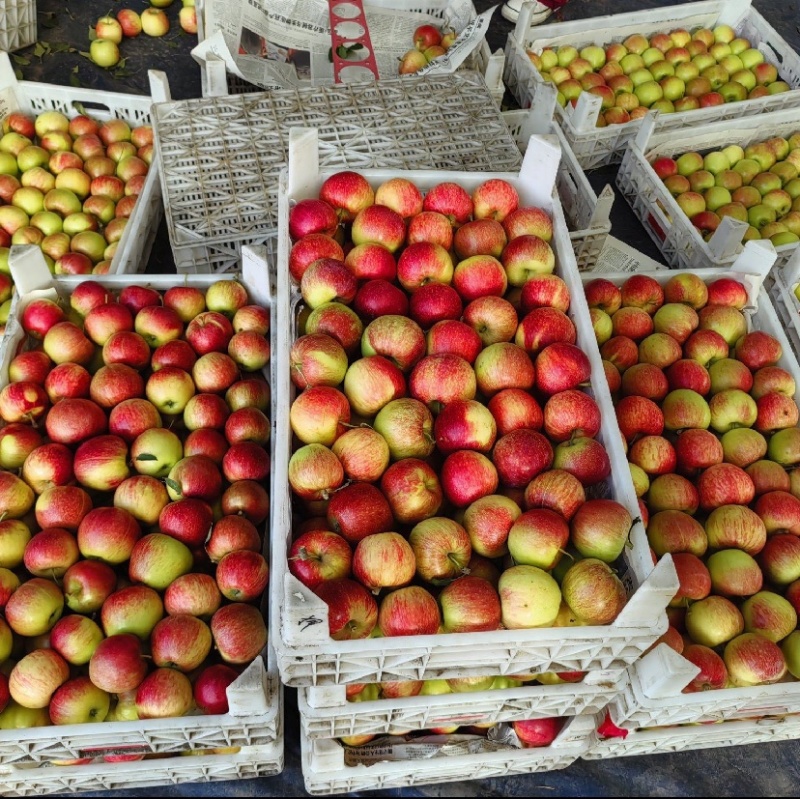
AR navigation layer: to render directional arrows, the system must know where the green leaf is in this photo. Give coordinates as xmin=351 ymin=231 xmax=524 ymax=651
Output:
xmin=327 ymin=46 xmax=334 ymax=63
xmin=135 ymin=453 xmax=158 ymax=461
xmin=69 ymin=72 xmax=82 ymax=88
xmin=88 ymin=27 xmax=97 ymax=41
xmin=165 ymin=478 xmax=182 ymax=495
xmin=13 ymin=68 xmax=22 ymax=81
xmin=336 ymin=44 xmax=349 ymax=58
xmin=350 ymin=43 xmax=364 ymax=51
xmin=12 ymin=55 xmax=30 ymax=66
xmin=33 ymin=43 xmax=46 ymax=58
xmin=117 ymin=57 xmax=126 ymax=70
xmin=79 ymin=51 xmax=92 ymax=60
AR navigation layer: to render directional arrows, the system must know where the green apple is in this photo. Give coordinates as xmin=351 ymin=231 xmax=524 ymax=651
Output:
xmin=781 ymin=211 xmax=800 ymax=234
xmin=782 ymin=631 xmax=800 ymax=678
xmin=540 ymin=49 xmax=558 ymax=70
xmin=642 ymin=47 xmax=664 ymax=67
xmin=651 ymin=99 xmax=676 ymax=114
xmin=676 ymin=151 xmax=705 ymax=176
xmin=720 ymin=81 xmax=748 ymax=103
xmin=675 ymin=61 xmax=699 ymax=82
xmin=730 ymin=68 xmax=756 ymax=91
xmin=768 ymin=81 xmax=791 ymax=95
xmin=748 ymin=203 xmax=777 ymax=229
xmin=771 ymin=231 xmax=800 ymax=246
xmin=557 ymin=45 xmax=579 ymax=67
xmin=751 ymin=171 xmax=782 ymax=195
xmin=660 ymin=76 xmax=686 ymax=101
xmin=763 ymin=189 xmax=793 ymax=216
xmin=635 ymin=80 xmax=663 ymax=107
xmin=419 ymin=679 xmax=452 ymax=696
xmin=704 ymin=186 xmax=732 ymax=211
xmin=746 ymin=143 xmax=777 ymax=170
xmin=0 ymin=699 xmax=50 ymax=729
xmin=703 ymin=151 xmax=730 ymax=175
xmin=620 ymin=53 xmax=645 ymax=75
xmin=580 ymin=45 xmax=606 ymax=70
xmin=701 ymin=65 xmax=730 ymax=91
xmin=771 ymin=161 xmax=798 ymax=186
xmin=719 ymin=54 xmax=744 ymax=75
xmin=630 ymin=67 xmax=654 ymax=87
xmin=651 ymin=60 xmax=676 ymax=81
xmin=692 ymin=53 xmax=716 ymax=72
xmin=717 ymin=144 xmax=744 ymax=168
xmin=733 ymin=158 xmax=761 ymax=185
xmin=740 ymin=48 xmax=764 ymax=69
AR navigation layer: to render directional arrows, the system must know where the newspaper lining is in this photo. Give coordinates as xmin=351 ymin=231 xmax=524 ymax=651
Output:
xmin=194 ymin=0 xmax=496 ymax=90
xmin=341 ymin=729 xmax=516 ymax=765
xmin=593 ymin=235 xmax=670 ymax=275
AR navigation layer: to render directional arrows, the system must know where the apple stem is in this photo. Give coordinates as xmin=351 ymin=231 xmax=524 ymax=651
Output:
xmin=558 ymin=548 xmax=574 ymax=562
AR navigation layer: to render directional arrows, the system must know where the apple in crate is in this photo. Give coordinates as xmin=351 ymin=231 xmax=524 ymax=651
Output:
xmin=513 ymin=717 xmax=563 ymax=748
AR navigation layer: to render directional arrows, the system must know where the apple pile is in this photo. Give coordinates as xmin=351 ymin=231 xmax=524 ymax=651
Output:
xmin=90 ymin=0 xmax=198 ymax=68
xmin=0 ymin=108 xmax=153 ymax=331
xmin=286 ymin=170 xmax=636 ymax=645
xmin=398 ymin=24 xmax=459 ymax=75
xmin=651 ymin=132 xmax=800 ymax=246
xmin=0 ymin=277 xmax=271 ymax=729
xmin=339 ymin=716 xmax=565 ymax=749
xmin=526 ymin=25 xmax=789 ymax=128
xmin=345 ymin=669 xmax=586 ymax=705
xmin=588 ymin=271 xmax=800 ymax=691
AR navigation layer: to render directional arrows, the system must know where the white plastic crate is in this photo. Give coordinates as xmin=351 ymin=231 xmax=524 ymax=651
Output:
xmin=301 ymin=714 xmax=595 ymax=794
xmin=585 ymin=706 xmax=800 ymax=760
xmin=0 ymin=0 xmax=36 ymax=53
xmin=0 ymin=245 xmax=281 ymax=766
xmin=152 ymin=71 xmax=522 ymax=275
xmin=617 ymin=110 xmax=800 ymax=273
xmin=271 ymin=126 xmax=678 ymax=688
xmin=503 ymin=0 xmax=800 ymax=169
xmin=0 ymin=741 xmax=284 ymax=797
xmin=0 ymin=53 xmax=167 ymax=275
xmin=196 ymin=0 xmax=505 ymax=106
xmin=581 ymin=258 xmax=800 ymax=728
xmin=298 ymin=670 xmax=626 ymax=739
xmin=768 ymin=249 xmax=800 ymax=360
xmin=502 ymin=82 xmax=613 ymax=270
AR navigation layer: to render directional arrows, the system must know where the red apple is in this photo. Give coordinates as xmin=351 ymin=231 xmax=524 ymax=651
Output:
xmin=697 ymin=463 xmax=755 ymax=511
xmin=439 ymin=575 xmax=501 ymax=633
xmin=88 ymin=633 xmax=148 ymax=694
xmin=313 ymin=578 xmax=378 ymax=640
xmin=289 ymin=530 xmax=352 ymax=589
xmin=377 ymin=585 xmax=441 ymax=636
xmin=353 ymin=532 xmax=416 ymax=592
xmin=353 ymin=279 xmax=409 ymax=320
xmin=681 ymin=643 xmax=727 ymax=692
xmin=492 ymin=428 xmax=554 ymax=488
xmin=193 ymin=664 xmax=239 ymax=715
xmin=543 ymin=390 xmax=601 ymax=442
xmin=206 ymin=515 xmax=261 ymax=563
xmin=380 ymin=458 xmax=442 ymax=525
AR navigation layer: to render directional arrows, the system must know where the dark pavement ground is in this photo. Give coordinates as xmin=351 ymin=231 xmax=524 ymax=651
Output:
xmin=9 ymin=0 xmax=800 ymax=796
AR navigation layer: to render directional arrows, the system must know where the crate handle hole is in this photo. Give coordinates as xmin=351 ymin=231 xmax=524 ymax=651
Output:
xmin=73 ymin=100 xmax=113 ymax=115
